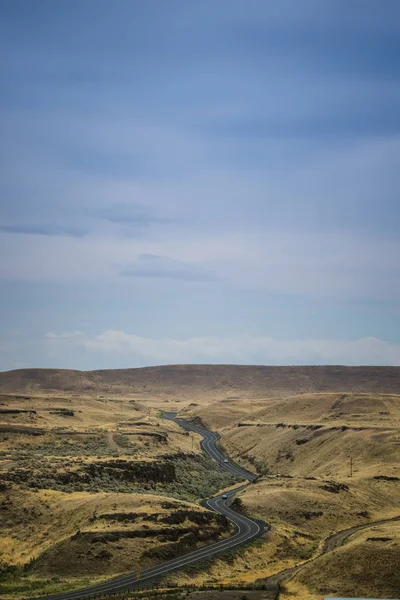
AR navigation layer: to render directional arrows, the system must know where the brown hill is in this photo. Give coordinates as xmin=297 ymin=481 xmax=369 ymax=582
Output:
xmin=1 ymin=365 xmax=400 ymax=398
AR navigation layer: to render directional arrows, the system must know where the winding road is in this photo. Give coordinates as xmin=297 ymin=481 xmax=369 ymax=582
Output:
xmin=166 ymin=414 xmax=257 ymax=481
xmin=32 ymin=414 xmax=265 ymax=600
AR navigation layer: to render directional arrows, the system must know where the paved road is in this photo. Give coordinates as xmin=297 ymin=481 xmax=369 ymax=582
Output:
xmin=32 ymin=414 xmax=265 ymax=600
xmin=263 ymin=512 xmax=400 ymax=586
xmin=165 ymin=413 xmax=257 ymax=482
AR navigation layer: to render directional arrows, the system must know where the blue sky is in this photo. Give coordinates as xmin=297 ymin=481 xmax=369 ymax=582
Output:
xmin=1 ymin=0 xmax=400 ymax=370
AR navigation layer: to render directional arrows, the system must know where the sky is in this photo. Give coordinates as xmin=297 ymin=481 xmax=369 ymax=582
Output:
xmin=0 ymin=0 xmax=400 ymax=370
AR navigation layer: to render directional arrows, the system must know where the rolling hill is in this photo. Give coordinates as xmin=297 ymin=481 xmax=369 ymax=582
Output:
xmin=1 ymin=364 xmax=400 ymax=598
xmin=1 ymin=365 xmax=400 ymax=398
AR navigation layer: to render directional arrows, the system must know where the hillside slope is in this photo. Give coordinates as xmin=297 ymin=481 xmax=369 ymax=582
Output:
xmin=171 ymin=388 xmax=400 ymax=597
xmin=1 ymin=365 xmax=400 ymax=398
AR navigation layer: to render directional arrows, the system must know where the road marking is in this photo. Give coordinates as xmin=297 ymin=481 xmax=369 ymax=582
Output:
xmin=35 ymin=414 xmax=262 ymax=600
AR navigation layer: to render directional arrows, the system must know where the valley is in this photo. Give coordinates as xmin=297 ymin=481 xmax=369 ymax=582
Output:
xmin=0 ymin=365 xmax=399 ymax=599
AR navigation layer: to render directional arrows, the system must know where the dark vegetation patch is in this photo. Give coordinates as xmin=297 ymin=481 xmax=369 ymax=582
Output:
xmin=112 ymin=434 xmax=135 ymax=448
xmin=0 ymin=409 xmax=37 ymax=415
xmin=128 ymin=431 xmax=168 ymax=442
xmin=161 ymin=509 xmax=228 ymax=527
xmin=367 ymin=537 xmax=392 ymax=542
xmin=319 ymin=482 xmax=349 ymax=494
xmin=92 ymin=508 xmax=224 ymax=528
xmin=85 ymin=459 xmax=175 ymax=484
xmin=272 ymin=423 xmax=324 ymax=431
xmin=373 ymin=475 xmax=400 ymax=481
xmin=296 ymin=510 xmax=323 ymax=520
xmin=0 ymin=426 xmax=42 ymax=435
xmin=142 ymin=526 xmax=228 ymax=562
xmin=92 ymin=512 xmax=140 ymax=523
xmin=123 ymin=421 xmax=151 ymax=427
xmin=241 ymin=453 xmax=270 ymax=476
xmin=1 ymin=453 xmax=238 ymax=501
xmin=161 ymin=501 xmax=180 ymax=510
xmin=73 ymin=527 xmax=198 ymax=543
xmin=49 ymin=409 xmax=75 ymax=417
xmin=230 ymin=498 xmax=246 ymax=515
xmin=10 ymin=435 xmax=129 ymax=458
xmin=276 ymin=449 xmax=294 ymax=462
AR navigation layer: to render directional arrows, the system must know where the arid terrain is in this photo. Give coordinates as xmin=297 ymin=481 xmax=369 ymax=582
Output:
xmin=1 ymin=364 xmax=400 ymax=401
xmin=1 ymin=365 xmax=399 ymax=599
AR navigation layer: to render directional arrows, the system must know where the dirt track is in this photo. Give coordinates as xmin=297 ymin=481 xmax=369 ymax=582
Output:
xmin=265 ymin=513 xmax=400 ymax=585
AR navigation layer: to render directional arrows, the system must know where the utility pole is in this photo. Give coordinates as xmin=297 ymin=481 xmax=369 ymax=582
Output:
xmin=350 ymin=454 xmax=353 ymax=478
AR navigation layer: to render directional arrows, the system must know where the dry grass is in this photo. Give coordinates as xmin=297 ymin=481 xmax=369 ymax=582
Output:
xmin=0 ymin=393 xmax=148 ymax=431
xmin=182 ymin=391 xmax=400 ymax=480
xmin=220 ymin=423 xmax=400 ymax=479
xmin=238 ymin=476 xmax=400 ymax=539
xmin=0 ymin=487 xmax=230 ymax=598
xmin=186 ymin=591 xmax=277 ymax=600
xmin=1 ymin=365 xmax=400 ymax=401
xmin=169 ymin=477 xmax=399 ymax=587
xmin=1 ymin=487 xmax=185 ymax=565
xmin=1 ymin=367 xmax=400 ymax=598
xmin=0 ymin=392 xmax=230 ymax=599
xmin=278 ymin=581 xmax=321 ymax=600
xmin=182 ymin=391 xmax=400 ymax=430
xmin=291 ymin=521 xmax=400 ymax=599
xmin=173 ymin=390 xmax=400 ymax=596
xmin=0 ymin=392 xmax=203 ymax=460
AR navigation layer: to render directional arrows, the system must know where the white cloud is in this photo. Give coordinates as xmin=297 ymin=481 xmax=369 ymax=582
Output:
xmin=44 ymin=331 xmax=84 ymax=339
xmin=75 ymin=330 xmax=400 ymax=366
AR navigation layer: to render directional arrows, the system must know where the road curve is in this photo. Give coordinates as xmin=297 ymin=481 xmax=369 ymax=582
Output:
xmin=165 ymin=413 xmax=257 ymax=482
xmin=265 ymin=513 xmax=400 ymax=586
xmin=31 ymin=414 xmax=265 ymax=600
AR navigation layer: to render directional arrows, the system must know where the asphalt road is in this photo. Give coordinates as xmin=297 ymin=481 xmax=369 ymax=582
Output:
xmin=32 ymin=414 xmax=265 ymax=600
xmin=165 ymin=413 xmax=257 ymax=482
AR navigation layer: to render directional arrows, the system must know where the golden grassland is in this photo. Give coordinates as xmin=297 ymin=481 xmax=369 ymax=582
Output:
xmin=171 ymin=390 xmax=400 ymax=597
xmin=287 ymin=521 xmax=400 ymax=599
xmin=0 ymin=487 xmax=230 ymax=598
xmin=0 ymin=392 xmax=148 ymax=430
xmin=183 ymin=392 xmax=400 ymax=481
xmin=1 ymin=488 xmax=199 ymax=566
xmin=221 ymin=422 xmax=399 ymax=478
xmin=2 ymin=365 xmax=400 ymax=402
xmin=181 ymin=391 xmax=400 ymax=430
xmin=0 ymin=392 xmax=203 ymax=455
xmin=1 ymin=366 xmax=400 ymax=599
xmin=0 ymin=392 xmax=230 ymax=598
xmin=169 ymin=476 xmax=399 ymax=589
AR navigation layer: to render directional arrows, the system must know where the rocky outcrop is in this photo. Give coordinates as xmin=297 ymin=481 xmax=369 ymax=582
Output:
xmin=85 ymin=459 xmax=175 ymax=483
